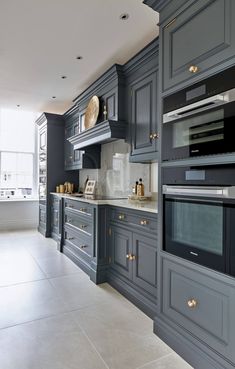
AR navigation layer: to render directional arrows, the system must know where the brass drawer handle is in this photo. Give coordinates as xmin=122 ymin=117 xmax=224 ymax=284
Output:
xmin=80 ymin=224 xmax=87 ymax=229
xmin=68 ymin=237 xmax=74 ymax=241
xmin=189 ymin=65 xmax=199 ymax=74
xmin=67 ymin=219 xmax=72 ymax=223
xmin=80 ymin=245 xmax=87 ymax=249
xmin=80 ymin=208 xmax=87 ymax=212
xmin=150 ymin=133 xmax=153 ymax=140
xmin=118 ymin=214 xmax=125 ymax=220
xmin=187 ymin=298 xmax=198 ymax=309
xmin=129 ymin=254 xmax=136 ymax=261
xmin=68 ymin=205 xmax=74 ymax=208
xmin=153 ymin=133 xmax=159 ymax=139
xmin=140 ymin=219 xmax=149 ymax=226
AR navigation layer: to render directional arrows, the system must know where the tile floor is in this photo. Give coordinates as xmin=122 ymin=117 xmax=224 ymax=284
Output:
xmin=0 ymin=230 xmax=193 ymax=369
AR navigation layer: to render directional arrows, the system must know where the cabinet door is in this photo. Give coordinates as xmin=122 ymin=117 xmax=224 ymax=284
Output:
xmin=51 ymin=207 xmax=59 ymax=233
xmin=39 ymin=204 xmax=46 ymax=228
xmin=110 ymin=225 xmax=132 ymax=280
xmin=130 ymin=71 xmax=158 ymax=158
xmin=163 ymin=0 xmax=235 ymax=92
xmin=65 ymin=122 xmax=82 ymax=170
xmin=132 ymin=233 xmax=157 ymax=297
xmin=39 ymin=127 xmax=47 ymax=151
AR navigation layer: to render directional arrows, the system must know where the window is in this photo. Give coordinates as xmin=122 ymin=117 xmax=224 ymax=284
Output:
xmin=0 ymin=109 xmax=37 ymax=199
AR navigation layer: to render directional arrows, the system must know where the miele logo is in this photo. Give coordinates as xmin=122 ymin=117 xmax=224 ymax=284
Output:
xmin=190 ymin=251 xmax=199 ymax=257
xmin=191 ymin=149 xmax=199 ymax=153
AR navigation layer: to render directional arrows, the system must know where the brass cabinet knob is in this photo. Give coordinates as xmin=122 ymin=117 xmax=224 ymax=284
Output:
xmin=150 ymin=133 xmax=153 ymax=140
xmin=118 ymin=214 xmax=125 ymax=220
xmin=126 ymin=254 xmax=131 ymax=259
xmin=80 ymin=245 xmax=87 ymax=249
xmin=153 ymin=133 xmax=159 ymax=139
xmin=140 ymin=219 xmax=148 ymax=226
xmin=129 ymin=254 xmax=136 ymax=261
xmin=189 ymin=65 xmax=199 ymax=73
xmin=187 ymin=298 xmax=198 ymax=308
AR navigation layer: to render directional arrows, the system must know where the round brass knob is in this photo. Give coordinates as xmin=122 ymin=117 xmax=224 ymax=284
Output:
xmin=129 ymin=255 xmax=136 ymax=261
xmin=189 ymin=65 xmax=199 ymax=73
xmin=118 ymin=214 xmax=125 ymax=220
xmin=140 ymin=219 xmax=148 ymax=226
xmin=126 ymin=254 xmax=130 ymax=259
xmin=153 ymin=133 xmax=159 ymax=139
xmin=187 ymin=298 xmax=198 ymax=308
xmin=150 ymin=133 xmax=153 ymax=140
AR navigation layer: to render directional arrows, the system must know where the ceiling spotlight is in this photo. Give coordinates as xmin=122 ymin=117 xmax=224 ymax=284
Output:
xmin=52 ymin=96 xmax=56 ymax=99
xmin=61 ymin=76 xmax=67 ymax=79
xmin=119 ymin=13 xmax=129 ymax=20
xmin=16 ymin=104 xmax=20 ymax=107
xmin=76 ymin=56 xmax=83 ymax=60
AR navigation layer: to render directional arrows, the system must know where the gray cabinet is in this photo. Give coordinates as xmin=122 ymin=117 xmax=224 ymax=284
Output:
xmin=50 ymin=194 xmax=63 ymax=250
xmin=108 ymin=207 xmax=158 ymax=317
xmin=162 ymin=0 xmax=235 ymax=92
xmin=160 ymin=257 xmax=235 ymax=365
xmin=130 ymin=71 xmax=158 ymax=160
xmin=64 ymin=121 xmax=82 ymax=170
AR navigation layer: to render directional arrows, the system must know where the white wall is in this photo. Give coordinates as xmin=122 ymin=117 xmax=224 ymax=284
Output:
xmin=0 ymin=200 xmax=39 ymax=231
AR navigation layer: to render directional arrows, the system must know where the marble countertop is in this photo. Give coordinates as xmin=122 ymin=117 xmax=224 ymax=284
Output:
xmin=51 ymin=193 xmax=158 ymax=214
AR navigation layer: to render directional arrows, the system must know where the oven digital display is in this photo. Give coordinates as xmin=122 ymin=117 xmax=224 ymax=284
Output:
xmin=186 ymin=85 xmax=206 ymax=101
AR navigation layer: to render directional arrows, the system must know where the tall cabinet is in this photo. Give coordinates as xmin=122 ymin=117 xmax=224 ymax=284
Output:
xmin=36 ymin=113 xmax=78 ymax=238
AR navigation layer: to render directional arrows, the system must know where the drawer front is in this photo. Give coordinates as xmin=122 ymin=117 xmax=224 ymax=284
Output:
xmin=110 ymin=208 xmax=157 ymax=237
xmin=162 ymin=258 xmax=235 ymax=361
xmin=64 ymin=209 xmax=93 ymax=237
xmin=162 ymin=0 xmax=235 ymax=92
xmin=64 ymin=198 xmax=93 ymax=218
xmin=64 ymin=227 xmax=92 ymax=259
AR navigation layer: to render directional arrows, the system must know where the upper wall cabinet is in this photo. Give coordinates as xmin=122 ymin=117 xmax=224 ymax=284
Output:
xmin=125 ymin=38 xmax=159 ymax=162
xmin=161 ymin=0 xmax=235 ymax=93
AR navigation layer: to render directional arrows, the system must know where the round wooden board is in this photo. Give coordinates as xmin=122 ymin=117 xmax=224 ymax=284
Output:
xmin=84 ymin=95 xmax=99 ymax=130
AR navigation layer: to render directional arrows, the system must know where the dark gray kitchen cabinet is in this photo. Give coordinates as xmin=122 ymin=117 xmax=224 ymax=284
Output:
xmin=130 ymin=71 xmax=158 ymax=160
xmin=162 ymin=0 xmax=235 ymax=93
xmin=110 ymin=225 xmax=132 ymax=280
xmin=108 ymin=207 xmax=158 ymax=318
xmin=50 ymin=194 xmax=63 ymax=250
xmin=64 ymin=122 xmax=82 ymax=170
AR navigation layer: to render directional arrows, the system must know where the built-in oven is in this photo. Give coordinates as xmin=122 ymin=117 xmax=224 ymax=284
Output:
xmin=163 ymin=185 xmax=235 ymax=277
xmin=162 ymin=65 xmax=235 ymax=161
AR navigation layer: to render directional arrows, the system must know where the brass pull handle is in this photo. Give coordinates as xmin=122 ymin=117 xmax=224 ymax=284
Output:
xmin=80 ymin=245 xmax=87 ymax=249
xmin=153 ymin=133 xmax=159 ymax=139
xmin=140 ymin=219 xmax=148 ymax=226
xmin=187 ymin=298 xmax=198 ymax=309
xmin=189 ymin=65 xmax=199 ymax=74
xmin=80 ymin=208 xmax=87 ymax=212
xmin=67 ymin=219 xmax=72 ymax=223
xmin=80 ymin=224 xmax=87 ymax=229
xmin=129 ymin=254 xmax=136 ymax=261
xmin=118 ymin=214 xmax=125 ymax=220
xmin=68 ymin=237 xmax=74 ymax=240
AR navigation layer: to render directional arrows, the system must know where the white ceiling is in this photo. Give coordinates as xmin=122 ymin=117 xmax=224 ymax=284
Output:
xmin=0 ymin=0 xmax=158 ymax=114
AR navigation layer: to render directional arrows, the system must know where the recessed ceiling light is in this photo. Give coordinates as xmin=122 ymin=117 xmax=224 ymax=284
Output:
xmin=76 ymin=56 xmax=83 ymax=60
xmin=16 ymin=104 xmax=20 ymax=107
xmin=119 ymin=13 xmax=129 ymax=20
xmin=61 ymin=76 xmax=67 ymax=79
xmin=52 ymin=96 xmax=56 ymax=99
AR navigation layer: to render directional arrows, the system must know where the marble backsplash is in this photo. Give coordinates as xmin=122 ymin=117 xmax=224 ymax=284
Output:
xmin=79 ymin=140 xmax=158 ymax=197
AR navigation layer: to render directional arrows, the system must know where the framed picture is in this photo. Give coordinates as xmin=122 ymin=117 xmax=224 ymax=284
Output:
xmin=85 ymin=180 xmax=96 ymax=194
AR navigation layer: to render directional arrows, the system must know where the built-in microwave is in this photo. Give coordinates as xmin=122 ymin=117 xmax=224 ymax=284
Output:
xmin=163 ymin=185 xmax=235 ymax=277
xmin=162 ymin=65 xmax=235 ymax=162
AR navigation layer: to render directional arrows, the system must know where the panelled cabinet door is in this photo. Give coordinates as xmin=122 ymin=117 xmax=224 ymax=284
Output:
xmin=65 ymin=122 xmax=82 ymax=170
xmin=39 ymin=127 xmax=47 ymax=151
xmin=132 ymin=233 xmax=157 ymax=297
xmin=130 ymin=71 xmax=158 ymax=157
xmin=51 ymin=208 xmax=59 ymax=230
xmin=162 ymin=0 xmax=235 ymax=92
xmin=110 ymin=225 xmax=132 ymax=280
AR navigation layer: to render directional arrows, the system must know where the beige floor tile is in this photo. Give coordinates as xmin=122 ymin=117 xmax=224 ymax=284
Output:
xmin=0 ymin=313 xmax=108 ymax=369
xmin=137 ymin=352 xmax=193 ymax=369
xmin=0 ymin=279 xmax=68 ymax=329
xmin=35 ymin=253 xmax=82 ymax=278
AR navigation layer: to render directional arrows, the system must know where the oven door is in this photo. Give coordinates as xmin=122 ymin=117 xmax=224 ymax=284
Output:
xmin=163 ymin=195 xmax=226 ymax=273
xmin=162 ymin=101 xmax=235 ymax=161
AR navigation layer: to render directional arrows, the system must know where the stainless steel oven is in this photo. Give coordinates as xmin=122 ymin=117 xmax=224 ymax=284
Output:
xmin=163 ymin=185 xmax=235 ymax=276
xmin=162 ymin=65 xmax=235 ymax=161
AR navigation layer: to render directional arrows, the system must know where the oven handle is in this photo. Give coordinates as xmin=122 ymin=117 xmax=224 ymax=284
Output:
xmin=164 ymin=196 xmax=223 ymax=205
xmin=163 ymin=185 xmax=235 ymax=199
xmin=162 ymin=87 xmax=235 ymax=123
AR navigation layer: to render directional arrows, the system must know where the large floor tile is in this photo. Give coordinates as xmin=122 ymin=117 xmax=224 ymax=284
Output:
xmin=72 ymin=302 xmax=171 ymax=369
xmin=35 ymin=253 xmax=82 ymax=278
xmin=0 ymin=279 xmax=68 ymax=329
xmin=137 ymin=352 xmax=193 ymax=369
xmin=0 ymin=313 xmax=108 ymax=369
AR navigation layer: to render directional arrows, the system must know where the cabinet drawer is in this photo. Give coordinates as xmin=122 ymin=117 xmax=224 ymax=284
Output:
xmin=64 ymin=227 xmax=92 ymax=259
xmin=110 ymin=208 xmax=157 ymax=236
xmin=64 ymin=198 xmax=93 ymax=217
xmin=162 ymin=0 xmax=235 ymax=92
xmin=64 ymin=210 xmax=93 ymax=236
xmin=162 ymin=258 xmax=235 ymax=361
